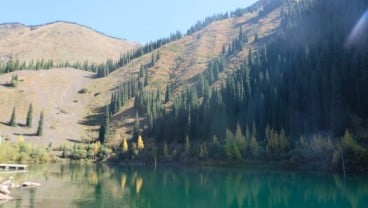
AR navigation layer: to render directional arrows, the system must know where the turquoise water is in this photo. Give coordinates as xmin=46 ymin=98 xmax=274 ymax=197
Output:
xmin=1 ymin=164 xmax=367 ymax=208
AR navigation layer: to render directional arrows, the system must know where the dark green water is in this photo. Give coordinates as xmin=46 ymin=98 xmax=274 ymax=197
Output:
xmin=1 ymin=164 xmax=367 ymax=208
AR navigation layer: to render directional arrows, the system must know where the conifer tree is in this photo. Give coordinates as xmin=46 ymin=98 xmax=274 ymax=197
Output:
xmin=133 ymin=112 xmax=140 ymax=140
xmin=26 ymin=103 xmax=33 ymax=127
xmin=165 ymin=84 xmax=171 ymax=103
xmin=163 ymin=142 xmax=169 ymax=158
xmin=36 ymin=111 xmax=44 ymax=136
xmin=9 ymin=106 xmax=16 ymax=127
xmin=144 ymin=71 xmax=149 ymax=86
xmin=98 ymin=106 xmax=110 ymax=144
xmin=185 ymin=135 xmax=191 ymax=154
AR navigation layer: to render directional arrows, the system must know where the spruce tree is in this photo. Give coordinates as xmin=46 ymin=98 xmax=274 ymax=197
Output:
xmin=26 ymin=103 xmax=33 ymax=127
xmin=144 ymin=71 xmax=149 ymax=86
xmin=36 ymin=111 xmax=44 ymax=136
xmin=185 ymin=135 xmax=191 ymax=154
xmin=133 ymin=112 xmax=140 ymax=140
xmin=98 ymin=106 xmax=110 ymax=144
xmin=9 ymin=106 xmax=16 ymax=127
xmin=165 ymin=84 xmax=171 ymax=103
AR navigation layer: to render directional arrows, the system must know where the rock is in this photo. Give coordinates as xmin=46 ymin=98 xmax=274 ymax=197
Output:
xmin=22 ymin=182 xmax=41 ymax=187
xmin=0 ymin=185 xmax=10 ymax=195
xmin=0 ymin=192 xmax=12 ymax=200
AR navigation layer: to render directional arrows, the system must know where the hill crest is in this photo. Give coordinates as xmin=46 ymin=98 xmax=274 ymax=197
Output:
xmin=0 ymin=21 xmax=138 ymax=64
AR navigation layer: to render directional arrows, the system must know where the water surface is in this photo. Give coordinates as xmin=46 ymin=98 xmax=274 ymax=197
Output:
xmin=1 ymin=164 xmax=367 ymax=208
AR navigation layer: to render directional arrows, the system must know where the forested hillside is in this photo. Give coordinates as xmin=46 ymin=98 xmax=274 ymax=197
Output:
xmin=104 ymin=0 xmax=368 ymax=170
xmin=1 ymin=0 xmax=366 ymax=169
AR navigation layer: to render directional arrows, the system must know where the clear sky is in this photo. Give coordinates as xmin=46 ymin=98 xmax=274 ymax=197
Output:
xmin=0 ymin=0 xmax=257 ymax=43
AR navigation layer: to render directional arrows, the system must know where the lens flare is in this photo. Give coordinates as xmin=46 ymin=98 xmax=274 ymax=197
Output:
xmin=345 ymin=10 xmax=368 ymax=48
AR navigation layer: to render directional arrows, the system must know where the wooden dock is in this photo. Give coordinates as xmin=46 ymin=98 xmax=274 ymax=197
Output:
xmin=0 ymin=164 xmax=27 ymax=171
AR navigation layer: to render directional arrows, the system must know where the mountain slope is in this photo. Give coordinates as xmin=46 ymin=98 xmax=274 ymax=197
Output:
xmin=0 ymin=1 xmax=286 ymax=147
xmin=83 ymin=1 xmax=282 ymax=143
xmin=0 ymin=68 xmax=95 ymax=146
xmin=0 ymin=21 xmax=138 ymax=64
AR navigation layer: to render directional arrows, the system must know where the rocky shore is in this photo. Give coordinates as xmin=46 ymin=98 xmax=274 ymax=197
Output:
xmin=0 ymin=176 xmax=40 ymax=204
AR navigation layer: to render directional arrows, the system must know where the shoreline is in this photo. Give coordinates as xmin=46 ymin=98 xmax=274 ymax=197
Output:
xmin=106 ymin=159 xmax=368 ymax=174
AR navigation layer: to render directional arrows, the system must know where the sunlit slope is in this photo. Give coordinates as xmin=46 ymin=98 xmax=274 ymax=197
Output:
xmin=0 ymin=68 xmax=95 ymax=146
xmin=83 ymin=5 xmax=282 ymax=142
xmin=0 ymin=22 xmax=138 ymax=64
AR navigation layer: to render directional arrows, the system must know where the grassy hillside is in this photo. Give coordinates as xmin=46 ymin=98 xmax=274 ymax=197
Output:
xmin=0 ymin=1 xmax=282 ymax=148
xmin=0 ymin=68 xmax=95 ymax=146
xmin=91 ymin=2 xmax=282 ymax=144
xmin=0 ymin=21 xmax=138 ymax=64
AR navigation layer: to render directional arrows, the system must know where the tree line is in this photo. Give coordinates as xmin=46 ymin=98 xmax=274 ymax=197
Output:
xmin=89 ymin=0 xmax=368 ymax=169
xmin=111 ymin=0 xmax=368 ymax=169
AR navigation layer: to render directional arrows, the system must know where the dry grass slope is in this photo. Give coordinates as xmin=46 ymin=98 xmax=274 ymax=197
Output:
xmin=0 ymin=6 xmax=282 ymax=146
xmin=0 ymin=22 xmax=138 ymax=64
xmin=0 ymin=68 xmax=95 ymax=146
xmin=84 ymin=6 xmax=282 ymax=143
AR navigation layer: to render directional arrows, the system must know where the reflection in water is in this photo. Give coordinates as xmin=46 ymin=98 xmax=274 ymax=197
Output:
xmin=1 ymin=164 xmax=368 ymax=208
xmin=121 ymin=174 xmax=127 ymax=189
xmin=29 ymin=188 xmax=36 ymax=208
xmin=135 ymin=177 xmax=143 ymax=194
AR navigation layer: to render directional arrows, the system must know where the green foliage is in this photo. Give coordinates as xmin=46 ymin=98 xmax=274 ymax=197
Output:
xmin=249 ymin=135 xmax=260 ymax=159
xmin=9 ymin=106 xmax=17 ymax=127
xmin=225 ymin=129 xmax=242 ymax=160
xmin=163 ymin=142 xmax=169 ymax=159
xmin=26 ymin=103 xmax=33 ymax=127
xmin=133 ymin=112 xmax=140 ymax=140
xmin=265 ymin=127 xmax=289 ymax=160
xmin=185 ymin=136 xmax=191 ymax=155
xmin=135 ymin=0 xmax=368 ymax=166
xmin=0 ymin=140 xmax=50 ymax=162
xmin=187 ymin=13 xmax=229 ymax=35
xmin=98 ymin=106 xmax=110 ymax=144
xmin=36 ymin=111 xmax=44 ymax=136
xmin=198 ymin=143 xmax=208 ymax=160
xmin=299 ymin=135 xmax=334 ymax=156
xmin=78 ymin=88 xmax=88 ymax=94
xmin=165 ymin=84 xmax=171 ymax=103
xmin=342 ymin=129 xmax=367 ymax=161
xmin=10 ymin=74 xmax=18 ymax=87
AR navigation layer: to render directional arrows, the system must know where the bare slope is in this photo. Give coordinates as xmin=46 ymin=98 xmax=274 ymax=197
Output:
xmin=0 ymin=68 xmax=95 ymax=146
xmin=0 ymin=22 xmax=138 ymax=64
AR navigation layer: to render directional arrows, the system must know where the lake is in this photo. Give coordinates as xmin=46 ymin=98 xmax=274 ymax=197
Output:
xmin=1 ymin=163 xmax=367 ymax=208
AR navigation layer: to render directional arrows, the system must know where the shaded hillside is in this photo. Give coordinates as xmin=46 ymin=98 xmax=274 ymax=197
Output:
xmin=89 ymin=0 xmax=368 ymax=169
xmin=86 ymin=0 xmax=281 ymax=144
xmin=0 ymin=21 xmax=138 ymax=64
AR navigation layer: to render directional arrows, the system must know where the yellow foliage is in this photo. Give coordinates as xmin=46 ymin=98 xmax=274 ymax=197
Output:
xmin=136 ymin=177 xmax=143 ymax=194
xmin=17 ymin=135 xmax=25 ymax=143
xmin=342 ymin=129 xmax=366 ymax=154
xmin=122 ymin=137 xmax=128 ymax=153
xmin=137 ymin=135 xmax=144 ymax=150
xmin=91 ymin=170 xmax=98 ymax=185
xmin=121 ymin=174 xmax=127 ymax=189
xmin=93 ymin=142 xmax=101 ymax=155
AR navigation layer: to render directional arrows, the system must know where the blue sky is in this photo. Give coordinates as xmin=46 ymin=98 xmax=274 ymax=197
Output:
xmin=0 ymin=0 xmax=257 ymax=43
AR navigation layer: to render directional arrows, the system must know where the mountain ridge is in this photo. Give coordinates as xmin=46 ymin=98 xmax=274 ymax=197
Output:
xmin=0 ymin=21 xmax=130 ymax=41
xmin=0 ymin=21 xmax=139 ymax=64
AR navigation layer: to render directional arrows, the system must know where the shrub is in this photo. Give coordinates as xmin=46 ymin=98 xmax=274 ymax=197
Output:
xmin=78 ymin=88 xmax=88 ymax=94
